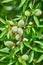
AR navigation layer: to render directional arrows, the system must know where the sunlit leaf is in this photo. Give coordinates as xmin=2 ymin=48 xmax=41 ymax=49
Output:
xmin=0 ymin=47 xmax=9 ymax=53
xmin=33 ymin=16 xmax=39 ymax=27
xmin=34 ymin=41 xmax=43 ymax=46
xmin=29 ymin=51 xmax=34 ymax=63
xmin=24 ymin=42 xmax=32 ymax=49
xmin=0 ymin=17 xmax=6 ymax=24
xmin=2 ymin=0 xmax=12 ymax=3
xmin=19 ymin=0 xmax=26 ymax=8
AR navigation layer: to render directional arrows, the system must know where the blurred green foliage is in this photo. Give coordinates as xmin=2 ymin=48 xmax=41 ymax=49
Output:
xmin=0 ymin=0 xmax=43 ymax=65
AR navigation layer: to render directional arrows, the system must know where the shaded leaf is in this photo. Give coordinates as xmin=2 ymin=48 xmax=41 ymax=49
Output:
xmin=15 ymin=61 xmax=19 ymax=65
xmin=14 ymin=46 xmax=20 ymax=55
xmin=37 ymin=55 xmax=43 ymax=63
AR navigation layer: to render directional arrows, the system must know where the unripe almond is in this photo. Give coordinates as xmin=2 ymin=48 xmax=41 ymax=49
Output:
xmin=29 ymin=22 xmax=33 ymax=25
xmin=12 ymin=26 xmax=18 ymax=33
xmin=15 ymin=34 xmax=20 ymax=40
xmin=25 ymin=10 xmax=31 ymax=16
xmin=34 ymin=9 xmax=42 ymax=16
xmin=18 ymin=20 xmax=25 ymax=27
xmin=17 ymin=28 xmax=23 ymax=36
xmin=5 ymin=6 xmax=13 ymax=11
xmin=22 ymin=54 xmax=28 ymax=61
xmin=23 ymin=38 xmax=28 ymax=41
xmin=4 ymin=41 xmax=14 ymax=48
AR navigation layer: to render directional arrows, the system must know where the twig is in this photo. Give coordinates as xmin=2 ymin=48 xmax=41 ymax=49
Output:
xmin=26 ymin=16 xmax=29 ymax=24
xmin=26 ymin=49 xmax=31 ymax=54
xmin=32 ymin=0 xmax=36 ymax=7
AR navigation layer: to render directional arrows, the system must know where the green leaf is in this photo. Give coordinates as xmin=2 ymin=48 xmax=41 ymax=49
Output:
xmin=0 ymin=47 xmax=9 ymax=53
xmin=0 ymin=56 xmax=8 ymax=62
xmin=29 ymin=2 xmax=33 ymax=9
xmin=18 ymin=57 xmax=22 ymax=63
xmin=7 ymin=30 xmax=10 ymax=39
xmin=15 ymin=61 xmax=19 ymax=65
xmin=24 ymin=42 xmax=32 ymax=49
xmin=29 ymin=51 xmax=34 ymax=63
xmin=2 ymin=0 xmax=12 ymax=3
xmin=0 ymin=28 xmax=5 ymax=31
xmin=8 ymin=62 xmax=14 ymax=65
xmin=33 ymin=47 xmax=43 ymax=53
xmin=22 ymin=60 xmax=26 ymax=65
xmin=37 ymin=55 xmax=43 ymax=63
xmin=24 ymin=42 xmax=43 ymax=53
xmin=0 ymin=17 xmax=6 ymax=24
xmin=40 ymin=18 xmax=43 ymax=22
xmin=8 ymin=59 xmax=16 ymax=65
xmin=14 ymin=46 xmax=20 ymax=55
xmin=0 ymin=29 xmax=8 ymax=38
xmin=20 ymin=43 xmax=24 ymax=53
xmin=38 ymin=25 xmax=43 ymax=27
xmin=35 ymin=2 xmax=41 ymax=9
xmin=34 ymin=41 xmax=43 ymax=46
xmin=32 ymin=27 xmax=35 ymax=34
xmin=18 ymin=57 xmax=26 ymax=65
xmin=13 ymin=18 xmax=20 ymax=21
xmin=19 ymin=0 xmax=26 ymax=8
xmin=23 ymin=0 xmax=29 ymax=12
xmin=33 ymin=16 xmax=39 ymax=27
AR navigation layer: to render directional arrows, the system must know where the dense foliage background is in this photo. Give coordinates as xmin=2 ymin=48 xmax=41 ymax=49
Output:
xmin=0 ymin=0 xmax=43 ymax=65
